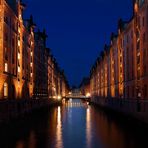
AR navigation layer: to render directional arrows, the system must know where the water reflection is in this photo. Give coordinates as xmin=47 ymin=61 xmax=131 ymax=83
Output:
xmin=0 ymin=99 xmax=148 ymax=148
xmin=86 ymin=107 xmax=91 ymax=148
xmin=55 ymin=107 xmax=63 ymax=148
xmin=16 ymin=141 xmax=24 ymax=148
xmin=28 ymin=131 xmax=36 ymax=148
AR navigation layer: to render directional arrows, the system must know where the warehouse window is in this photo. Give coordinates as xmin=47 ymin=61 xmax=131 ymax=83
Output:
xmin=4 ymin=83 xmax=8 ymax=98
xmin=4 ymin=63 xmax=8 ymax=72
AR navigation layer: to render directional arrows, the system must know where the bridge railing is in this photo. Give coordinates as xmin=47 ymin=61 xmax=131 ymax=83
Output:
xmin=64 ymin=95 xmax=90 ymax=99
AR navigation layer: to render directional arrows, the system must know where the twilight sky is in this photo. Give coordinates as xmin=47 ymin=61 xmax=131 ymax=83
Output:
xmin=24 ymin=0 xmax=133 ymax=86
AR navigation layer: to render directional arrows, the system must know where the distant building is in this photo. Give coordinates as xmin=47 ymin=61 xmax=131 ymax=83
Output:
xmin=71 ymin=88 xmax=81 ymax=97
xmin=33 ymin=29 xmax=48 ymax=98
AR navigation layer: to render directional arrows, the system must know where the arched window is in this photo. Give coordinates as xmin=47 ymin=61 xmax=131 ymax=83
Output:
xmin=4 ymin=82 xmax=8 ymax=98
xmin=4 ymin=63 xmax=8 ymax=72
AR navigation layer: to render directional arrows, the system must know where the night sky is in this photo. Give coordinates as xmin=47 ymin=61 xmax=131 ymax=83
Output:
xmin=24 ymin=0 xmax=133 ymax=86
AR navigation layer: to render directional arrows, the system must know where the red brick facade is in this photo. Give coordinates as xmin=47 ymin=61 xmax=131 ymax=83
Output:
xmin=0 ymin=0 xmax=69 ymax=100
xmin=90 ymin=0 xmax=148 ymax=100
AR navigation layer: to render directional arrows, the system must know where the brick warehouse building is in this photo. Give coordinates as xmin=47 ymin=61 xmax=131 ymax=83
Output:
xmin=0 ymin=0 xmax=35 ymax=99
xmin=33 ymin=29 xmax=48 ymax=98
xmin=90 ymin=0 xmax=148 ymax=100
xmin=0 ymin=0 xmax=69 ymax=100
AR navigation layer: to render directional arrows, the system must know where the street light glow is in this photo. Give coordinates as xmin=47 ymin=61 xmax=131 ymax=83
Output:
xmin=86 ymin=93 xmax=91 ymax=98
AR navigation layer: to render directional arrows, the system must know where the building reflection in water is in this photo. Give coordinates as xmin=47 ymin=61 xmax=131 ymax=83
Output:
xmin=65 ymin=99 xmax=85 ymax=108
xmin=1 ymin=100 xmax=148 ymax=148
xmin=12 ymin=129 xmax=36 ymax=148
xmin=90 ymin=107 xmax=148 ymax=148
xmin=16 ymin=141 xmax=24 ymax=148
xmin=55 ymin=106 xmax=63 ymax=148
xmin=28 ymin=131 xmax=36 ymax=148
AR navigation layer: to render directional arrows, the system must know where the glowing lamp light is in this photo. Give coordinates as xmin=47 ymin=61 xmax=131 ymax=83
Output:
xmin=18 ymin=66 xmax=20 ymax=73
xmin=57 ymin=95 xmax=62 ymax=100
xmin=86 ymin=93 xmax=91 ymax=98
xmin=19 ymin=14 xmax=22 ymax=20
xmin=68 ymin=92 xmax=72 ymax=95
xmin=18 ymin=40 xmax=20 ymax=47
xmin=18 ymin=53 xmax=20 ymax=59
xmin=134 ymin=3 xmax=138 ymax=13
xmin=4 ymin=63 xmax=8 ymax=72
xmin=18 ymin=28 xmax=21 ymax=33
xmin=31 ymin=41 xmax=33 ymax=46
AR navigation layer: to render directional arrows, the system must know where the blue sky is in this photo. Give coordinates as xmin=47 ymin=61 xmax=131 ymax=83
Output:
xmin=24 ymin=0 xmax=133 ymax=86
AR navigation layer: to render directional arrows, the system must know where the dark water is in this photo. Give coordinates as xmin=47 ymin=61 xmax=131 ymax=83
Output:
xmin=0 ymin=99 xmax=148 ymax=148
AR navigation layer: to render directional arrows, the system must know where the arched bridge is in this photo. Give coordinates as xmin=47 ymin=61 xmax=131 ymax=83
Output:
xmin=64 ymin=93 xmax=91 ymax=101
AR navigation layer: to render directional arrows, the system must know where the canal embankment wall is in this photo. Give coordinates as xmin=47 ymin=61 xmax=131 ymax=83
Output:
xmin=0 ymin=99 xmax=61 ymax=124
xmin=91 ymin=97 xmax=148 ymax=124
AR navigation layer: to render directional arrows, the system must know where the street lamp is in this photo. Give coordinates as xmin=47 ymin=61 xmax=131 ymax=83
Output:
xmin=86 ymin=93 xmax=91 ymax=98
xmin=57 ymin=95 xmax=62 ymax=100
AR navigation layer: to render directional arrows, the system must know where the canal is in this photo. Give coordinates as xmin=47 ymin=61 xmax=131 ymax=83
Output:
xmin=0 ymin=99 xmax=148 ymax=148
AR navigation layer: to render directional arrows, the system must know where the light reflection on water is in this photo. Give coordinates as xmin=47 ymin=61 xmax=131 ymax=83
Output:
xmin=86 ymin=107 xmax=91 ymax=148
xmin=56 ymin=107 xmax=63 ymax=148
xmin=0 ymin=99 xmax=148 ymax=148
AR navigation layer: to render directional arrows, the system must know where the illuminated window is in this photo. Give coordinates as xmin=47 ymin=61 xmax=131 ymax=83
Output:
xmin=19 ymin=14 xmax=22 ymax=20
xmin=18 ymin=40 xmax=20 ymax=47
xmin=18 ymin=27 xmax=20 ymax=33
xmin=4 ymin=83 xmax=8 ymax=98
xmin=18 ymin=66 xmax=20 ymax=73
xmin=18 ymin=53 xmax=20 ymax=59
xmin=4 ymin=63 xmax=8 ymax=72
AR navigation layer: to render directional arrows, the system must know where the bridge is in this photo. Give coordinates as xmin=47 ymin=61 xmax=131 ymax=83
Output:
xmin=64 ymin=89 xmax=91 ymax=100
xmin=65 ymin=95 xmax=90 ymax=99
